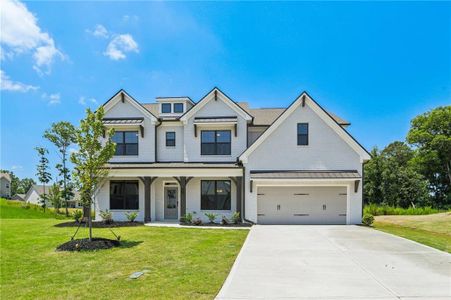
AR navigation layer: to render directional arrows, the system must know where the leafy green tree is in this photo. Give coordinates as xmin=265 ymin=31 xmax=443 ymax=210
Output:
xmin=17 ymin=178 xmax=36 ymax=194
xmin=71 ymin=107 xmax=115 ymax=241
xmin=48 ymin=183 xmax=62 ymax=212
xmin=44 ymin=122 xmax=77 ymax=216
xmin=364 ymin=142 xmax=429 ymax=208
xmin=407 ymin=106 xmax=451 ymax=207
xmin=35 ymin=147 xmax=52 ymax=212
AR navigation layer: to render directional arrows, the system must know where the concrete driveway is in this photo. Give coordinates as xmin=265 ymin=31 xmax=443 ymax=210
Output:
xmin=217 ymin=225 xmax=451 ymax=300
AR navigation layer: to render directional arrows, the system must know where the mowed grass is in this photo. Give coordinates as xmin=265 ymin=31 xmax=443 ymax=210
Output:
xmin=374 ymin=212 xmax=451 ymax=253
xmin=1 ymin=201 xmax=249 ymax=299
xmin=0 ymin=199 xmax=70 ymax=219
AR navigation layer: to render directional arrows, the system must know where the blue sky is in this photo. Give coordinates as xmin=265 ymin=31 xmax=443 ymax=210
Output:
xmin=1 ymin=1 xmax=450 ymax=180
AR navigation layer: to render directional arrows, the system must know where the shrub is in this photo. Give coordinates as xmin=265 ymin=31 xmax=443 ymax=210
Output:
xmin=21 ymin=203 xmax=31 ymax=210
xmin=125 ymin=212 xmax=138 ymax=222
xmin=231 ymin=211 xmax=241 ymax=224
xmin=364 ymin=203 xmax=442 ymax=216
xmin=192 ymin=218 xmax=202 ymax=226
xmin=99 ymin=210 xmax=113 ymax=224
xmin=73 ymin=210 xmax=83 ymax=223
xmin=204 ymin=212 xmax=218 ymax=223
xmin=221 ymin=215 xmax=230 ymax=225
xmin=362 ymin=213 xmax=374 ymax=226
xmin=182 ymin=212 xmax=194 ymax=224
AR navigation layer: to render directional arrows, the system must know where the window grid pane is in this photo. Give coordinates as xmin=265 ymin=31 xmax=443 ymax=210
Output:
xmin=162 ymin=103 xmax=171 ymax=113
xmin=173 ymin=103 xmax=184 ymax=113
xmin=166 ymin=132 xmax=176 ymax=147
xmin=113 ymin=131 xmax=139 ymax=155
xmin=201 ymin=130 xmax=231 ymax=155
xmin=297 ymin=123 xmax=309 ymax=145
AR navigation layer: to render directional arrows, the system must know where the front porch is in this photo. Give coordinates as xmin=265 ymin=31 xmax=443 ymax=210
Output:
xmin=94 ymin=163 xmax=244 ymax=224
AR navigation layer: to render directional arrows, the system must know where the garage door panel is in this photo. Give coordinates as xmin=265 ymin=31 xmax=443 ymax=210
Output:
xmin=257 ymin=186 xmax=347 ymax=225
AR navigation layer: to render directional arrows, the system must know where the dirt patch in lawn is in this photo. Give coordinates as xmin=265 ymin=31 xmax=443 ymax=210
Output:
xmin=55 ymin=221 xmax=144 ymax=228
xmin=56 ymin=238 xmax=120 ymax=251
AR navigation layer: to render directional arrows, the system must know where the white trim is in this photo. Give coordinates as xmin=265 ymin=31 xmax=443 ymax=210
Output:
xmin=180 ymin=88 xmax=253 ymax=123
xmin=109 ymin=168 xmax=243 ymax=177
xmin=103 ymin=90 xmax=158 ymax=123
xmin=239 ymin=92 xmax=370 ymax=163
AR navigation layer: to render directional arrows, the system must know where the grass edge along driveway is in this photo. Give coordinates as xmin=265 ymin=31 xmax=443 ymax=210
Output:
xmin=1 ymin=217 xmax=249 ymax=299
xmin=373 ymin=212 xmax=451 ymax=253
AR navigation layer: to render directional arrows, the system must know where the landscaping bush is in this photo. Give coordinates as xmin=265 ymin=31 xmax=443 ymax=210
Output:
xmin=73 ymin=210 xmax=83 ymax=223
xmin=231 ymin=211 xmax=241 ymax=224
xmin=204 ymin=212 xmax=218 ymax=224
xmin=99 ymin=210 xmax=113 ymax=224
xmin=364 ymin=203 xmax=443 ymax=216
xmin=182 ymin=212 xmax=194 ymax=224
xmin=125 ymin=212 xmax=138 ymax=222
xmin=192 ymin=218 xmax=202 ymax=226
xmin=362 ymin=213 xmax=374 ymax=226
xmin=221 ymin=215 xmax=230 ymax=225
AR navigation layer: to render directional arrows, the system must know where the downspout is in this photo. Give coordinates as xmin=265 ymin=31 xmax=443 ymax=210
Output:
xmin=154 ymin=119 xmax=162 ymax=162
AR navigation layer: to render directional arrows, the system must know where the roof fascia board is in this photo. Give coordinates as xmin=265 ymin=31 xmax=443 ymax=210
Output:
xmin=179 ymin=88 xmax=253 ymax=123
xmin=103 ymin=90 xmax=158 ymax=123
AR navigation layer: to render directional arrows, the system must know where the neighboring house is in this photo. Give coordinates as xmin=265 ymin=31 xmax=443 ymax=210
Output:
xmin=0 ymin=173 xmax=12 ymax=199
xmin=94 ymin=88 xmax=370 ymax=225
xmin=11 ymin=194 xmax=26 ymax=201
xmin=24 ymin=185 xmax=81 ymax=208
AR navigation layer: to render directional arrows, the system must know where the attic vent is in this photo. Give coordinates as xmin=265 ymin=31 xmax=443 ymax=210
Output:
xmin=214 ymin=90 xmax=218 ymax=101
xmin=121 ymin=93 xmax=125 ymax=103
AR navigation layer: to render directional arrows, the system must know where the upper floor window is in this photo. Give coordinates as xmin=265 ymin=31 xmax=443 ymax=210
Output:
xmin=173 ymin=103 xmax=184 ymax=113
xmin=297 ymin=123 xmax=309 ymax=146
xmin=201 ymin=130 xmax=231 ymax=155
xmin=161 ymin=103 xmax=171 ymax=113
xmin=112 ymin=131 xmax=138 ymax=155
xmin=201 ymin=180 xmax=231 ymax=210
xmin=166 ymin=132 xmax=176 ymax=147
xmin=110 ymin=181 xmax=139 ymax=210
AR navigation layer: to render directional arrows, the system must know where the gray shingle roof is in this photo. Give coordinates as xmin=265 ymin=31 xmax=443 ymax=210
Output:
xmin=250 ymin=170 xmax=361 ymax=179
xmin=103 ymin=118 xmax=143 ymax=125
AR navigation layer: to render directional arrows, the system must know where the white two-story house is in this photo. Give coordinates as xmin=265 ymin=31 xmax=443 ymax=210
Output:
xmin=95 ymin=87 xmax=370 ymax=224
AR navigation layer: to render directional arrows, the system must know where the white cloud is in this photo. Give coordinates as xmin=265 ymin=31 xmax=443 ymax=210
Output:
xmin=42 ymin=92 xmax=61 ymax=105
xmin=0 ymin=0 xmax=64 ymax=74
xmin=104 ymin=34 xmax=139 ymax=60
xmin=0 ymin=70 xmax=38 ymax=92
xmin=86 ymin=24 xmax=109 ymax=39
xmin=122 ymin=15 xmax=139 ymax=23
xmin=78 ymin=96 xmax=97 ymax=106
xmin=11 ymin=165 xmax=23 ymax=170
xmin=68 ymin=147 xmax=78 ymax=154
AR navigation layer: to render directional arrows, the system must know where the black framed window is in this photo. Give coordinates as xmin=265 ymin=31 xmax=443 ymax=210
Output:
xmin=112 ymin=131 xmax=138 ymax=155
xmin=110 ymin=181 xmax=139 ymax=210
xmin=173 ymin=103 xmax=184 ymax=113
xmin=201 ymin=180 xmax=231 ymax=210
xmin=162 ymin=103 xmax=171 ymax=113
xmin=201 ymin=130 xmax=231 ymax=155
xmin=297 ymin=123 xmax=309 ymax=145
xmin=166 ymin=131 xmax=176 ymax=147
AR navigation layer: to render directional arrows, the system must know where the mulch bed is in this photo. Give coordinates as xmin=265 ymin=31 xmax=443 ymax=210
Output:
xmin=56 ymin=238 xmax=120 ymax=251
xmin=180 ymin=222 xmax=252 ymax=227
xmin=55 ymin=221 xmax=144 ymax=228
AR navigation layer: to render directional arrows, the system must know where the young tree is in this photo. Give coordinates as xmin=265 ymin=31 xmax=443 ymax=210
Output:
xmin=48 ymin=182 xmax=62 ymax=213
xmin=44 ymin=122 xmax=77 ymax=216
xmin=407 ymin=106 xmax=451 ymax=207
xmin=35 ymin=147 xmax=52 ymax=212
xmin=71 ymin=107 xmax=115 ymax=241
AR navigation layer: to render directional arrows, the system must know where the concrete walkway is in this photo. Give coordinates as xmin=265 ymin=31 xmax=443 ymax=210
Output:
xmin=217 ymin=225 xmax=451 ymax=300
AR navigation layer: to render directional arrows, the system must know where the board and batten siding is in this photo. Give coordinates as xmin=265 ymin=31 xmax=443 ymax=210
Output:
xmin=103 ymin=100 xmax=156 ymax=163
xmin=183 ymin=96 xmax=248 ymax=162
xmin=243 ymin=103 xmax=363 ymax=224
xmin=156 ymin=124 xmax=184 ymax=162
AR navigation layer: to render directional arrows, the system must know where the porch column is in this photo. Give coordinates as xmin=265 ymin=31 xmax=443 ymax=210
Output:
xmin=174 ymin=176 xmax=193 ymax=219
xmin=140 ymin=176 xmax=157 ymax=223
xmin=236 ymin=176 xmax=242 ymax=220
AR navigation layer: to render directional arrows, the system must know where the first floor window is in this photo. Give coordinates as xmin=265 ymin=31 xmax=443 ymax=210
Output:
xmin=201 ymin=180 xmax=231 ymax=210
xmin=110 ymin=181 xmax=139 ymax=210
xmin=112 ymin=131 xmax=138 ymax=155
xmin=166 ymin=131 xmax=176 ymax=147
xmin=201 ymin=130 xmax=231 ymax=155
xmin=297 ymin=123 xmax=309 ymax=145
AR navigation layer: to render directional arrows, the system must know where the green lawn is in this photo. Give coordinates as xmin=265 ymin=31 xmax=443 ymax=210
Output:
xmin=374 ymin=212 xmax=451 ymax=253
xmin=1 ymin=201 xmax=249 ymax=299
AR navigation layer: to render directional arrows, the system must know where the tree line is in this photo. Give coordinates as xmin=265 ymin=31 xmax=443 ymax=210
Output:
xmin=364 ymin=106 xmax=450 ymax=208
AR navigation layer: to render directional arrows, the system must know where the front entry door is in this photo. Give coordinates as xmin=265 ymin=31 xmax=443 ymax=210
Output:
xmin=164 ymin=187 xmax=178 ymax=220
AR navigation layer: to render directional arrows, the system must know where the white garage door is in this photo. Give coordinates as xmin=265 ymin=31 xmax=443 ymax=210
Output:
xmin=257 ymin=186 xmax=347 ymax=225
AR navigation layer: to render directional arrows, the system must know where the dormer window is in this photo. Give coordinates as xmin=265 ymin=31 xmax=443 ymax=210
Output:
xmin=162 ymin=103 xmax=171 ymax=113
xmin=173 ymin=103 xmax=184 ymax=113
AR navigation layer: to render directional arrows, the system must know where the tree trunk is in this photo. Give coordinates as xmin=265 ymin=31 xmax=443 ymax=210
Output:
xmin=63 ymin=155 xmax=69 ymax=217
xmin=88 ymin=207 xmax=93 ymax=242
xmin=83 ymin=205 xmax=90 ymax=222
xmin=43 ymin=184 xmax=46 ymax=213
